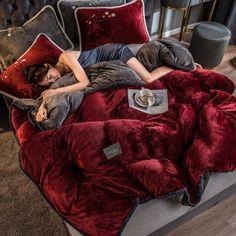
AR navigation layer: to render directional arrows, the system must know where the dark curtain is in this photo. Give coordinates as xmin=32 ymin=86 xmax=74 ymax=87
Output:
xmin=214 ymin=0 xmax=236 ymax=44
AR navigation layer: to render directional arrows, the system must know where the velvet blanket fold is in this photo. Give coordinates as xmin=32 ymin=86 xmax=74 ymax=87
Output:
xmin=13 ymin=69 xmax=236 ymax=236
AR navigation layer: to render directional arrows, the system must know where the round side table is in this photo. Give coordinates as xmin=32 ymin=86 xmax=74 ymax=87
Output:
xmin=189 ymin=22 xmax=231 ymax=68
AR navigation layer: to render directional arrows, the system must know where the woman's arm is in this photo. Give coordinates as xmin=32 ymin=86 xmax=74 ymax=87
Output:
xmin=126 ymin=57 xmax=174 ymax=83
xmin=58 ymin=51 xmax=90 ymax=90
xmin=42 ymin=51 xmax=89 ymax=99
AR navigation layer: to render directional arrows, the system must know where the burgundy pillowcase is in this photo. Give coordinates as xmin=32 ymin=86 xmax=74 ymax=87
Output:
xmin=75 ymin=0 xmax=150 ymax=50
xmin=0 ymin=34 xmax=63 ymax=99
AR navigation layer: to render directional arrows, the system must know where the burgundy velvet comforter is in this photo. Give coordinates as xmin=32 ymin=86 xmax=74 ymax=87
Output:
xmin=12 ymin=69 xmax=236 ymax=236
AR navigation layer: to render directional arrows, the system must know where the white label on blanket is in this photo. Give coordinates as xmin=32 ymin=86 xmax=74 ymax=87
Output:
xmin=103 ymin=143 xmax=122 ymax=159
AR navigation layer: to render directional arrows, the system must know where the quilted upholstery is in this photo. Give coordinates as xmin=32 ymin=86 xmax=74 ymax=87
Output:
xmin=0 ymin=0 xmax=58 ymax=30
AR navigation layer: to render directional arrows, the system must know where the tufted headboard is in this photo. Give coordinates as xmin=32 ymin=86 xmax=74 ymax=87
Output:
xmin=0 ymin=0 xmax=59 ymax=29
xmin=0 ymin=0 xmax=154 ymax=33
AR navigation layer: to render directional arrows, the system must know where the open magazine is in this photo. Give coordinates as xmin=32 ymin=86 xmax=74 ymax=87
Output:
xmin=128 ymin=88 xmax=168 ymax=114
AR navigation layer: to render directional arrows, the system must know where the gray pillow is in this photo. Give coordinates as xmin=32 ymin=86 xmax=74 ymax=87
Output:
xmin=159 ymin=39 xmax=195 ymax=71
xmin=0 ymin=5 xmax=73 ymax=67
xmin=57 ymin=0 xmax=126 ymax=46
xmin=136 ymin=39 xmax=195 ymax=72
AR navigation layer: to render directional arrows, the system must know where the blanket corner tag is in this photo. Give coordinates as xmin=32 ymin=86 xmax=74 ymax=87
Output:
xmin=103 ymin=142 xmax=122 ymax=159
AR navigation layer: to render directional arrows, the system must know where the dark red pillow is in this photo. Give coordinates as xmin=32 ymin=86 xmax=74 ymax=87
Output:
xmin=75 ymin=0 xmax=150 ymax=50
xmin=0 ymin=34 xmax=63 ymax=99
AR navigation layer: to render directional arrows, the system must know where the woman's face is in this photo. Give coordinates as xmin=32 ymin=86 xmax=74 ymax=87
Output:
xmin=38 ymin=65 xmax=61 ymax=86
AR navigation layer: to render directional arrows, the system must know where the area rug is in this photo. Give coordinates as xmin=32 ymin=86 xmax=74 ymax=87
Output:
xmin=0 ymin=130 xmax=69 ymax=236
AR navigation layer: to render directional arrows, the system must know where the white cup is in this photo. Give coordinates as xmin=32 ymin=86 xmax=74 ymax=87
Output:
xmin=138 ymin=88 xmax=155 ymax=107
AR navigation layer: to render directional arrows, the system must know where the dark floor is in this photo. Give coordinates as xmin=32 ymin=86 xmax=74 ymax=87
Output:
xmin=0 ymin=95 xmax=11 ymax=132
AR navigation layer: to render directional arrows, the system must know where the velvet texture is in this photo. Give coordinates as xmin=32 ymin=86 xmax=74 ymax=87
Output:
xmin=75 ymin=0 xmax=150 ymax=50
xmin=57 ymin=0 xmax=125 ymax=45
xmin=12 ymin=69 xmax=236 ymax=236
xmin=0 ymin=34 xmax=62 ymax=99
xmin=136 ymin=39 xmax=195 ymax=71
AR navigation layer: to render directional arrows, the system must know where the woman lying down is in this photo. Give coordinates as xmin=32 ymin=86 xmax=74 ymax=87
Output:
xmin=26 ymin=42 xmax=200 ymax=126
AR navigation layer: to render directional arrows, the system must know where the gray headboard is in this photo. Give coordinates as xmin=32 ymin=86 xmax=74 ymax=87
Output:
xmin=0 ymin=0 xmax=155 ymax=34
xmin=0 ymin=0 xmax=58 ymax=29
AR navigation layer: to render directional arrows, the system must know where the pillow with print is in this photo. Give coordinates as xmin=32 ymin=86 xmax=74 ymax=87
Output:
xmin=57 ymin=0 xmax=126 ymax=46
xmin=75 ymin=0 xmax=150 ymax=50
xmin=0 ymin=5 xmax=73 ymax=68
xmin=0 ymin=34 xmax=63 ymax=99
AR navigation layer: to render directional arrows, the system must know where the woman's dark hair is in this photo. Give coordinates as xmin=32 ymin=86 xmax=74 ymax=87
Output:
xmin=25 ymin=62 xmax=71 ymax=85
xmin=25 ymin=64 xmax=49 ymax=85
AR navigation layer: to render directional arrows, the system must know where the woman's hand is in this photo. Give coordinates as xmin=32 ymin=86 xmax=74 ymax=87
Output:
xmin=36 ymin=103 xmax=47 ymax=122
xmin=41 ymin=89 xmax=58 ymax=100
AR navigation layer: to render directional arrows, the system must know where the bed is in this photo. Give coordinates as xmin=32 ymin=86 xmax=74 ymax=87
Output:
xmin=0 ymin=1 xmax=235 ymax=236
